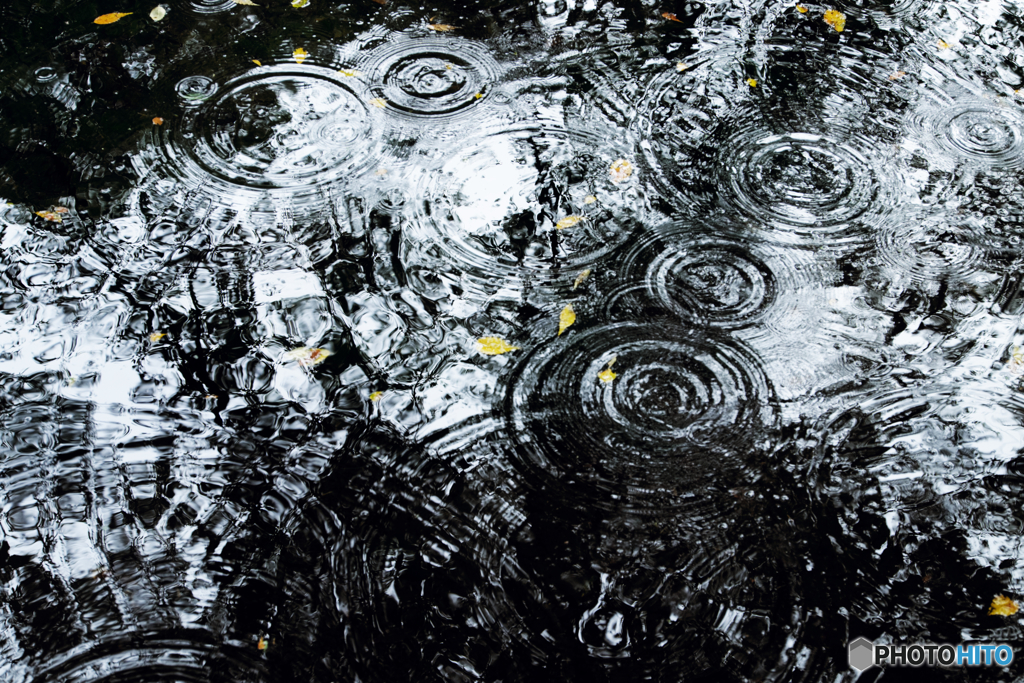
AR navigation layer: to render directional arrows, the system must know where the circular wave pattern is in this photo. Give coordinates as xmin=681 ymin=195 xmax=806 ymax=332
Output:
xmin=360 ymin=38 xmax=500 ymax=119
xmin=170 ymin=0 xmax=237 ymax=14
xmin=505 ymin=321 xmax=777 ymax=513
xmin=721 ymin=131 xmax=882 ymax=241
xmin=932 ymin=103 xmax=1024 ymax=168
xmin=876 ymin=213 xmax=982 ymax=282
xmin=167 ymin=67 xmax=375 ymax=191
xmin=403 ymin=126 xmax=646 ymax=299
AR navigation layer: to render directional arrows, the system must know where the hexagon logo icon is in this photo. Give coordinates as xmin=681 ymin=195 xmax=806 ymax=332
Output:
xmin=849 ymin=637 xmax=875 ymax=671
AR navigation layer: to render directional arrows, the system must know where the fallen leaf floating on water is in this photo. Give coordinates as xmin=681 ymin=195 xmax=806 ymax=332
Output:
xmin=676 ymin=62 xmax=689 ymax=72
xmin=257 ymin=636 xmax=269 ymax=652
xmin=338 ymin=69 xmax=360 ymax=77
xmin=252 ymin=59 xmax=262 ymax=66
xmin=1008 ymin=345 xmax=1024 ymax=375
xmin=610 ymin=158 xmax=633 ymax=184
xmin=556 ymin=215 xmax=585 ymax=230
xmin=369 ymin=391 xmax=384 ymax=402
xmin=477 ymin=337 xmax=519 ymax=355
xmin=284 ymin=346 xmax=332 ymax=366
xmin=149 ymin=332 xmax=167 ymax=342
xmin=292 ymin=0 xmax=309 ymax=7
xmin=989 ymin=595 xmax=1019 ymax=616
xmin=35 ymin=210 xmax=62 ymax=223
xmin=152 ymin=117 xmax=164 ymax=125
xmin=584 ymin=195 xmax=597 ymax=204
xmin=573 ymin=269 xmax=591 ymax=290
xmin=937 ymin=39 xmax=950 ymax=49
xmin=661 ymin=12 xmax=682 ymax=22
xmin=369 ymin=97 xmax=387 ymax=108
xmin=889 ymin=70 xmax=906 ymax=80
xmin=233 ymin=0 xmax=258 ymax=4
xmin=796 ymin=4 xmax=808 ymax=12
xmin=747 ymin=78 xmax=758 ymax=87
xmin=558 ymin=305 xmax=576 ymax=336
xmin=149 ymin=6 xmax=166 ymax=20
xmin=823 ymin=9 xmax=845 ymax=32
xmin=293 ymin=48 xmax=308 ymax=64
xmin=474 ymin=92 xmax=483 ymax=99
xmin=94 ymin=12 xmax=133 ymax=24
xmin=428 ymin=23 xmax=457 ymax=31
xmin=598 ymin=356 xmax=617 ymax=383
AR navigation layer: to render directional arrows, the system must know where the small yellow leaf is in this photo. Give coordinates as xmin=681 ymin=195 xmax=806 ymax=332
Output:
xmin=598 ymin=356 xmax=617 ymax=383
xmin=257 ymin=636 xmax=268 ymax=651
xmin=149 ymin=6 xmax=167 ymax=21
xmin=477 ymin=337 xmax=519 ymax=355
xmin=1008 ymin=346 xmax=1024 ymax=375
xmin=661 ymin=12 xmax=682 ymax=22
xmin=149 ymin=332 xmax=167 ymax=342
xmin=555 ymin=215 xmax=585 ymax=230
xmin=823 ymin=9 xmax=845 ymax=32
xmin=233 ymin=0 xmax=259 ymax=4
xmin=610 ymin=159 xmax=633 ymax=184
xmin=293 ymin=48 xmax=308 ymax=64
xmin=746 ymin=78 xmax=758 ymax=87
xmin=94 ymin=12 xmax=133 ymax=24
xmin=369 ymin=97 xmax=387 ymax=108
xmin=573 ymin=269 xmax=591 ymax=290
xmin=888 ymin=70 xmax=906 ymax=80
xmin=252 ymin=59 xmax=262 ymax=66
xmin=558 ymin=305 xmax=576 ymax=336
xmin=796 ymin=4 xmax=808 ymax=12
xmin=369 ymin=391 xmax=384 ymax=402
xmin=292 ymin=0 xmax=309 ymax=7
xmin=937 ymin=39 xmax=950 ymax=49
xmin=428 ymin=23 xmax=457 ymax=31
xmin=35 ymin=210 xmax=62 ymax=223
xmin=284 ymin=346 xmax=332 ymax=366
xmin=338 ymin=69 xmax=361 ymax=77
xmin=584 ymin=195 xmax=597 ymax=204
xmin=676 ymin=62 xmax=689 ymax=72
xmin=989 ymin=595 xmax=1019 ymax=616
xmin=474 ymin=92 xmax=483 ymax=99
xmin=152 ymin=116 xmax=164 ymax=125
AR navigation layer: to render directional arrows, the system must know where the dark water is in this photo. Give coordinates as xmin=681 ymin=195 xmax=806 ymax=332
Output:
xmin=1 ymin=0 xmax=1024 ymax=680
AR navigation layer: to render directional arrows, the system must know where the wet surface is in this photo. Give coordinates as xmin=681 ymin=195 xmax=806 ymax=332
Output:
xmin=1 ymin=0 xmax=1024 ymax=681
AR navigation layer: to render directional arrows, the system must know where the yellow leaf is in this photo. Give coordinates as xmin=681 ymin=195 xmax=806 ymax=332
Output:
xmin=252 ymin=59 xmax=262 ymax=66
xmin=888 ymin=70 xmax=906 ymax=80
xmin=369 ymin=391 xmax=384 ymax=402
xmin=293 ymin=48 xmax=308 ymax=64
xmin=555 ymin=215 xmax=585 ymax=230
xmin=937 ymin=39 xmax=950 ymax=49
xmin=584 ymin=195 xmax=597 ymax=204
xmin=149 ymin=332 xmax=167 ymax=342
xmin=477 ymin=337 xmax=519 ymax=355
xmin=558 ymin=305 xmax=576 ymax=336
xmin=35 ymin=210 xmax=62 ymax=223
xmin=292 ymin=0 xmax=309 ymax=6
xmin=572 ymin=269 xmax=591 ymax=290
xmin=823 ymin=9 xmax=845 ymax=32
xmin=257 ymin=636 xmax=268 ymax=651
xmin=149 ymin=6 xmax=166 ymax=21
xmin=989 ymin=595 xmax=1019 ymax=616
xmin=338 ymin=69 xmax=361 ymax=77
xmin=152 ymin=116 xmax=164 ymax=125
xmin=598 ymin=356 xmax=617 ymax=383
xmin=369 ymin=97 xmax=387 ymax=108
xmin=796 ymin=4 xmax=808 ymax=12
xmin=610 ymin=158 xmax=633 ymax=184
xmin=284 ymin=346 xmax=332 ymax=366
xmin=746 ymin=78 xmax=758 ymax=87
xmin=676 ymin=62 xmax=689 ymax=72
xmin=233 ymin=0 xmax=258 ymax=4
xmin=94 ymin=12 xmax=133 ymax=24
xmin=474 ymin=92 xmax=483 ymax=99
xmin=428 ymin=23 xmax=457 ymax=31
xmin=661 ymin=12 xmax=682 ymax=22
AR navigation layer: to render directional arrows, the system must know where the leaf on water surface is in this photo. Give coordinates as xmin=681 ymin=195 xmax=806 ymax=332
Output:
xmin=584 ymin=195 xmax=597 ymax=204
xmin=610 ymin=158 xmax=633 ymax=184
xmin=573 ymin=269 xmax=591 ymax=290
xmin=94 ymin=12 xmax=133 ymax=24
xmin=252 ymin=59 xmax=262 ymax=66
xmin=1008 ymin=346 xmax=1024 ymax=375
xmin=477 ymin=337 xmax=519 ymax=355
xmin=676 ymin=62 xmax=689 ymax=72
xmin=661 ymin=12 xmax=682 ymax=22
xmin=747 ymin=78 xmax=758 ymax=87
xmin=152 ymin=117 xmax=164 ymax=125
xmin=369 ymin=97 xmax=387 ymax=108
xmin=369 ymin=391 xmax=384 ymax=402
xmin=338 ymin=69 xmax=361 ymax=77
xmin=284 ymin=346 xmax=332 ymax=366
xmin=555 ymin=215 xmax=585 ymax=230
xmin=937 ymin=39 xmax=950 ymax=49
xmin=989 ymin=595 xmax=1019 ymax=616
xmin=823 ymin=9 xmax=845 ymax=32
xmin=598 ymin=356 xmax=617 ymax=383
xmin=428 ymin=23 xmax=457 ymax=31
xmin=35 ymin=210 xmax=62 ymax=223
xmin=293 ymin=47 xmax=308 ymax=64
xmin=796 ymin=4 xmax=808 ymax=12
xmin=150 ymin=6 xmax=166 ymax=20
xmin=149 ymin=332 xmax=167 ymax=342
xmin=889 ymin=70 xmax=906 ymax=80
xmin=233 ymin=0 xmax=259 ymax=4
xmin=558 ymin=305 xmax=576 ymax=336
xmin=292 ymin=0 xmax=309 ymax=7
xmin=257 ymin=636 xmax=269 ymax=651
xmin=474 ymin=92 xmax=483 ymax=99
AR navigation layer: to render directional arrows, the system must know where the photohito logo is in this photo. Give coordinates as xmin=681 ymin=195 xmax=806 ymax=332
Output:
xmin=848 ymin=637 xmax=1015 ymax=671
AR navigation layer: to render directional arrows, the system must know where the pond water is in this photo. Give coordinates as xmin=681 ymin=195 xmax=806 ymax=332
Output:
xmin=1 ymin=0 xmax=1024 ymax=681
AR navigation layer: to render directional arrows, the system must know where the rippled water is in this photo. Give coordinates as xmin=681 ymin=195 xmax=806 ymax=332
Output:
xmin=2 ymin=0 xmax=1024 ymax=680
